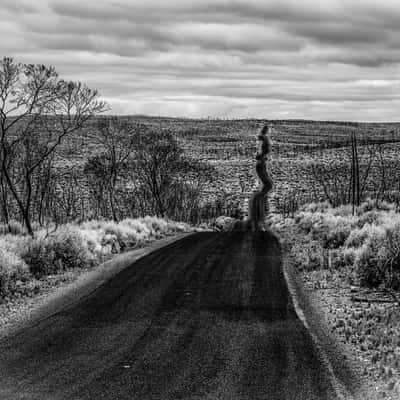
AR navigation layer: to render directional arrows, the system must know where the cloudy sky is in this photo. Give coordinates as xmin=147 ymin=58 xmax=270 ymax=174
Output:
xmin=2 ymin=0 xmax=400 ymax=121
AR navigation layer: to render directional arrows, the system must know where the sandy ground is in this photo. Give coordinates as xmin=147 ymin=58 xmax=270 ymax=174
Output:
xmin=298 ymin=269 xmax=400 ymax=400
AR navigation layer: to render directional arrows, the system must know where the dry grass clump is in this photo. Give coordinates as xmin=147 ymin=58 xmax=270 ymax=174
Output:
xmin=79 ymin=217 xmax=190 ymax=254
xmin=0 ymin=217 xmax=192 ymax=300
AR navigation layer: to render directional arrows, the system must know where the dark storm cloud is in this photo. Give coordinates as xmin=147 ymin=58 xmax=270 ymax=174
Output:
xmin=1 ymin=0 xmax=400 ymax=120
xmin=287 ymin=22 xmax=387 ymax=45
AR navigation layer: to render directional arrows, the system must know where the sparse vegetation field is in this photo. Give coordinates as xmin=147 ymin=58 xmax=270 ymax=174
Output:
xmin=274 ymin=200 xmax=400 ymax=398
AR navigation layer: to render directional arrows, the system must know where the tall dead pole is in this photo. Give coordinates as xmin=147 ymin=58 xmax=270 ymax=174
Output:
xmin=351 ymin=130 xmax=360 ymax=215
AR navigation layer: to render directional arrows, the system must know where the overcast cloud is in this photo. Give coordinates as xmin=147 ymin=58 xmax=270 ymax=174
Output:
xmin=1 ymin=0 xmax=400 ymax=121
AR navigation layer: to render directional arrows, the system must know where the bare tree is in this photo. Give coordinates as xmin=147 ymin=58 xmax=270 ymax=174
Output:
xmin=310 ymin=136 xmax=382 ymax=209
xmin=350 ymin=130 xmax=360 ymax=214
xmin=133 ymin=130 xmax=185 ymax=217
xmin=85 ymin=118 xmax=145 ymax=221
xmin=0 ymin=57 xmax=106 ymax=235
xmin=132 ymin=129 xmax=213 ymax=219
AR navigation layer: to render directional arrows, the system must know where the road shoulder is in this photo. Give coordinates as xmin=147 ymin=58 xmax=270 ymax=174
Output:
xmin=0 ymin=233 xmax=192 ymax=339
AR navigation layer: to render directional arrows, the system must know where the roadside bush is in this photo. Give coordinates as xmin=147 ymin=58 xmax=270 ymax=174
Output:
xmin=355 ymin=209 xmax=400 ymax=229
xmin=302 ymin=213 xmax=354 ymax=249
xmin=345 ymin=224 xmax=386 ymax=248
xmin=356 ymin=223 xmax=400 ymax=289
xmin=0 ymin=248 xmax=31 ymax=298
xmin=294 ymin=211 xmax=323 ymax=233
xmin=0 ymin=216 xmax=191 ymax=299
xmin=120 ymin=219 xmax=151 ymax=239
xmin=79 ymin=227 xmax=105 ymax=256
xmin=283 ymin=200 xmax=400 ymax=291
xmin=320 ymin=219 xmax=353 ymax=249
xmin=22 ymin=228 xmax=93 ymax=278
xmin=142 ymin=216 xmax=176 ymax=238
xmin=79 ymin=217 xmax=190 ymax=255
xmin=101 ymin=221 xmax=136 ymax=251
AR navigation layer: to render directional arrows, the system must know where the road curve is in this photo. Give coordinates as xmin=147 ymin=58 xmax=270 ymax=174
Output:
xmin=0 ymin=232 xmax=346 ymax=399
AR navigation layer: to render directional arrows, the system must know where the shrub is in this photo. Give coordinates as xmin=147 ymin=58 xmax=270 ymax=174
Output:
xmin=289 ymin=200 xmax=400 ymax=290
xmin=23 ymin=228 xmax=93 ymax=278
xmin=78 ymin=217 xmax=189 ymax=254
xmin=345 ymin=224 xmax=386 ymax=248
xmin=0 ymin=216 xmax=191 ymax=300
xmin=299 ymin=201 xmax=331 ymax=214
xmin=294 ymin=211 xmax=324 ymax=233
xmin=321 ymin=221 xmax=352 ymax=249
xmin=356 ymin=210 xmax=382 ymax=227
xmin=359 ymin=198 xmax=395 ymax=213
xmin=330 ymin=249 xmax=349 ymax=269
xmin=0 ymin=248 xmax=31 ymax=298
xmin=101 ymin=222 xmax=136 ymax=251
xmin=356 ymin=242 xmax=386 ymax=288
xmin=142 ymin=216 xmax=169 ymax=238
xmin=342 ymin=247 xmax=359 ymax=266
xmin=356 ymin=223 xmax=400 ymax=289
xmin=165 ymin=220 xmax=190 ymax=233
xmin=331 ymin=204 xmax=353 ymax=217
xmin=79 ymin=228 xmax=105 ymax=256
xmin=0 ymin=220 xmax=25 ymax=236
xmin=121 ymin=219 xmax=151 ymax=237
xmin=308 ymin=214 xmax=354 ymax=248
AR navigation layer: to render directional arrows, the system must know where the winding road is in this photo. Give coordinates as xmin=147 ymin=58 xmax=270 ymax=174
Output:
xmin=0 ymin=231 xmax=354 ymax=399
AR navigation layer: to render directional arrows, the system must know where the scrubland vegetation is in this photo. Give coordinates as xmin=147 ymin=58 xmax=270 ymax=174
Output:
xmin=274 ymin=200 xmax=400 ymax=396
xmin=275 ymin=199 xmax=400 ymax=290
xmin=0 ymin=217 xmax=192 ymax=300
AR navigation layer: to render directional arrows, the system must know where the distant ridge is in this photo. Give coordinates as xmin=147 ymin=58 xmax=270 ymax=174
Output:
xmin=100 ymin=115 xmax=400 ymax=125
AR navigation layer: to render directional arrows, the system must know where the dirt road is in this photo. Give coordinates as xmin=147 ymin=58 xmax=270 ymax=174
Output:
xmin=0 ymin=232 xmax=352 ymax=399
